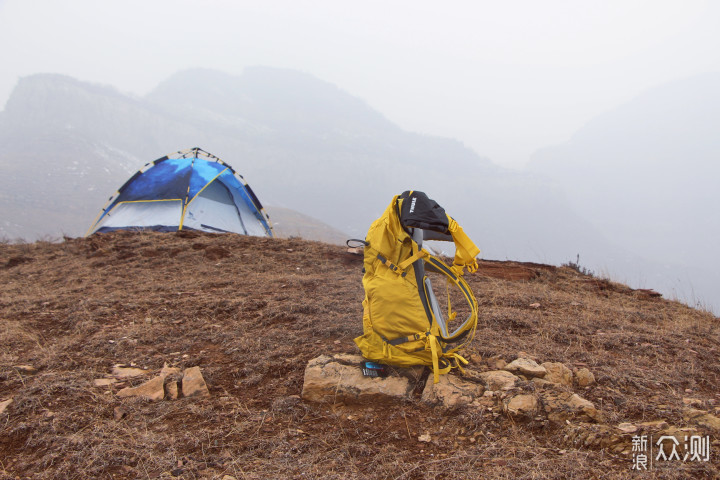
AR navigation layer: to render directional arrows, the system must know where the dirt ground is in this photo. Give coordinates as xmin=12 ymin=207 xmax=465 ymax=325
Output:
xmin=1 ymin=231 xmax=719 ymax=479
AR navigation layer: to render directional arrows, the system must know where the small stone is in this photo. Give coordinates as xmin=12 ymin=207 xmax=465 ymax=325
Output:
xmin=421 ymin=374 xmax=484 ymax=409
xmin=574 ymin=367 xmax=595 ymax=387
xmin=182 ymin=366 xmax=210 ymax=398
xmin=683 ymin=408 xmax=720 ymax=430
xmin=575 ymin=367 xmax=595 ymax=387
xmin=479 ymin=370 xmax=520 ymax=391
xmin=541 ymin=362 xmax=573 ymax=386
xmin=638 ymin=420 xmax=668 ymax=430
xmin=486 ymin=356 xmax=506 ymax=370
xmin=418 ymin=432 xmax=432 ymax=443
xmin=93 ymin=378 xmax=118 ymax=387
xmin=0 ymin=398 xmax=13 ymax=415
xmin=616 ymin=422 xmax=638 ymax=433
xmin=117 ymin=375 xmax=165 ymax=401
xmin=112 ymin=365 xmax=150 ymax=378
xmin=14 ymin=365 xmax=38 ymax=374
xmin=160 ymin=363 xmax=182 ymax=378
xmin=222 ymin=476 xmax=238 ymax=480
xmin=166 ymin=381 xmax=179 ymax=400
xmin=504 ymin=358 xmax=547 ymax=378
xmin=504 ymin=394 xmax=538 ymax=417
xmin=114 ymin=406 xmax=127 ymax=421
xmin=683 ymin=397 xmax=703 ymax=407
xmin=529 ymin=303 xmax=541 ymax=309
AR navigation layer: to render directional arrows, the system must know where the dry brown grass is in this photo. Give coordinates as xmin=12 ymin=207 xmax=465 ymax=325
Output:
xmin=1 ymin=231 xmax=718 ymax=479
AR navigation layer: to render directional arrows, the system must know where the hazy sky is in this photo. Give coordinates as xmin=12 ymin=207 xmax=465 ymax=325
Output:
xmin=1 ymin=0 xmax=718 ymax=167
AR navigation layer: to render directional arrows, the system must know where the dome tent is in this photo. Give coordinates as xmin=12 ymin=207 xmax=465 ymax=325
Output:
xmin=87 ymin=148 xmax=273 ymax=237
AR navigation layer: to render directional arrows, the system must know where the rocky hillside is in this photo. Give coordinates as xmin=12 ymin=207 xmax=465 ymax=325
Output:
xmin=1 ymin=232 xmax=718 ymax=478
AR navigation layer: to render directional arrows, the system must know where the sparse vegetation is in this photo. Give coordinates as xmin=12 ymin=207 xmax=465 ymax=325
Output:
xmin=1 ymin=232 xmax=718 ymax=478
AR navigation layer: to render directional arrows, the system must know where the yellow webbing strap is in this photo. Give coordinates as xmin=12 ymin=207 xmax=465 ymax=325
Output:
xmin=428 ymin=334 xmax=441 ymax=383
xmin=397 ymin=248 xmax=428 ymax=270
xmin=447 ymin=217 xmax=480 ymax=275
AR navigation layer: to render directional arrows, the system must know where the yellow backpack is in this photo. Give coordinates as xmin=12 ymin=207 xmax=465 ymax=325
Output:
xmin=352 ymin=191 xmax=481 ymax=383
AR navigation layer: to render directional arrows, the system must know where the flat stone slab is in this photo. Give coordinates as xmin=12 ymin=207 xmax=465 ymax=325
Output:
xmin=182 ymin=366 xmax=210 ymax=398
xmin=302 ymin=355 xmax=414 ymax=404
xmin=112 ymin=365 xmax=150 ymax=378
xmin=117 ymin=375 xmax=165 ymax=401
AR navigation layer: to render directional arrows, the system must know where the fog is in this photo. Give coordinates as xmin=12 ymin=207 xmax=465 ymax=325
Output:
xmin=1 ymin=1 xmax=719 ymax=311
xmin=2 ymin=1 xmax=718 ymax=168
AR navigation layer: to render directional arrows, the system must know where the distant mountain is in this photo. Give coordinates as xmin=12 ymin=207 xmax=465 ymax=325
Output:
xmin=528 ymin=72 xmax=720 ymax=310
xmin=1 ymin=67 xmax=707 ymax=310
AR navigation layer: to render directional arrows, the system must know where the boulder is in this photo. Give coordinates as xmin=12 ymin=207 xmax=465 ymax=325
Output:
xmin=574 ymin=367 xmax=595 ymax=387
xmin=117 ymin=375 xmax=165 ymax=401
xmin=421 ymin=374 xmax=484 ymax=409
xmin=182 ymin=366 xmax=210 ymax=398
xmin=504 ymin=394 xmax=538 ymax=418
xmin=541 ymin=362 xmax=573 ymax=386
xmin=302 ymin=355 xmax=413 ymax=404
xmin=479 ymin=370 xmax=519 ymax=391
xmin=504 ymin=358 xmax=546 ymax=378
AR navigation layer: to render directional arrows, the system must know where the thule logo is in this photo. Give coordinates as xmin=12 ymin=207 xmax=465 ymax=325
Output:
xmin=409 ymin=197 xmax=417 ymax=213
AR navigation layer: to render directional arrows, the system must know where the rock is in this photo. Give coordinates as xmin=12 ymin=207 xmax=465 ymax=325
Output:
xmin=117 ymin=375 xmax=165 ymax=401
xmin=421 ymin=374 xmax=484 ymax=409
xmin=529 ymin=303 xmax=541 ymax=309
xmin=14 ymin=365 xmax=38 ymax=374
xmin=479 ymin=370 xmax=519 ymax=391
xmin=182 ymin=366 xmax=210 ymax=398
xmin=531 ymin=377 xmax=554 ymax=388
xmin=112 ymin=365 xmax=150 ymax=378
xmin=166 ymin=381 xmax=179 ymax=400
xmin=160 ymin=363 xmax=182 ymax=378
xmin=541 ymin=362 xmax=573 ymax=386
xmin=222 ymin=476 xmax=238 ymax=480
xmin=638 ymin=420 xmax=668 ymax=430
xmin=682 ymin=397 xmax=703 ymax=407
xmin=616 ymin=422 xmax=638 ymax=433
xmin=683 ymin=408 xmax=720 ymax=431
xmin=0 ymin=398 xmax=13 ymax=415
xmin=574 ymin=368 xmax=595 ymax=387
xmin=503 ymin=358 xmax=546 ymax=378
xmin=486 ymin=356 xmax=507 ymax=370
xmin=93 ymin=378 xmax=118 ymax=387
xmin=114 ymin=406 xmax=127 ymax=421
xmin=418 ymin=432 xmax=432 ymax=443
xmin=539 ymin=391 xmax=603 ymax=423
xmin=301 ymin=355 xmax=413 ymax=404
xmin=504 ymin=394 xmax=538 ymax=418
